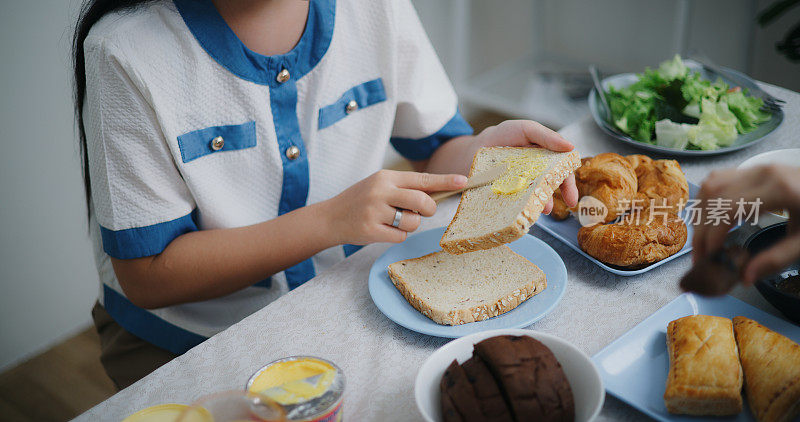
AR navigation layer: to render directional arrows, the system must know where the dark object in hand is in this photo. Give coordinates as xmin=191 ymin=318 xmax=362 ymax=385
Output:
xmin=680 ymin=246 xmax=750 ymax=296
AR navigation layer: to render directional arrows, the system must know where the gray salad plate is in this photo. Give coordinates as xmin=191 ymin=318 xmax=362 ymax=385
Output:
xmin=588 ymin=60 xmax=784 ymax=156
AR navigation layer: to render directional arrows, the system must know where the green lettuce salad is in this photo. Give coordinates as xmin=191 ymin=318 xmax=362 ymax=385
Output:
xmin=606 ymin=55 xmax=771 ymax=151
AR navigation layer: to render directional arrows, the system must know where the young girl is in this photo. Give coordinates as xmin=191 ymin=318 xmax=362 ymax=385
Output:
xmin=73 ymin=0 xmax=577 ymax=389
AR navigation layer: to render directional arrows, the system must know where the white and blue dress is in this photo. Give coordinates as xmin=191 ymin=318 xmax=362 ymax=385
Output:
xmin=83 ymin=0 xmax=472 ymax=354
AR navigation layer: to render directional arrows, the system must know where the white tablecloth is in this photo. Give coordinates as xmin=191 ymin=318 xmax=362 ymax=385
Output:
xmin=76 ymin=83 xmax=798 ymax=421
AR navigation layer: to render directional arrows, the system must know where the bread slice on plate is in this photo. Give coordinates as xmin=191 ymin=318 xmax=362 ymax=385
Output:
xmin=387 ymin=245 xmax=545 ymax=325
xmin=440 ymin=147 xmax=581 ymax=254
xmin=733 ymin=316 xmax=800 ymax=422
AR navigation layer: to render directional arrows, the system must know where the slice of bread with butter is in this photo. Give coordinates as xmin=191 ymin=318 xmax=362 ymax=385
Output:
xmin=440 ymin=147 xmax=581 ymax=254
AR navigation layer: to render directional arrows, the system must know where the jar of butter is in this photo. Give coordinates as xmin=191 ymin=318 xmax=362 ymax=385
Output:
xmin=246 ymin=356 xmax=344 ymax=422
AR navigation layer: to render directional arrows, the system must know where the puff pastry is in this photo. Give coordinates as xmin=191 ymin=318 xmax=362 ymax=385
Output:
xmin=574 ymin=153 xmax=637 ymax=223
xmin=577 ymin=208 xmax=687 ymax=267
xmin=626 ymin=154 xmax=689 ymax=213
xmin=733 ymin=316 xmax=800 ymax=422
xmin=664 ymin=315 xmax=743 ymax=415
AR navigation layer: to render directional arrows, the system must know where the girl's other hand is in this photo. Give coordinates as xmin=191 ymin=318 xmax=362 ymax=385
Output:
xmin=323 ymin=170 xmax=467 ymax=245
xmin=474 ymin=120 xmax=579 ymax=214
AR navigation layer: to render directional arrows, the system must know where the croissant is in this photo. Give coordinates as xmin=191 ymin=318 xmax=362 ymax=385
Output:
xmin=550 ymin=190 xmax=572 ymax=221
xmin=626 ymin=154 xmax=653 ymax=173
xmin=574 ymin=153 xmax=638 ymax=223
xmin=577 ymin=208 xmax=687 ymax=267
xmin=626 ymin=155 xmax=689 ymax=213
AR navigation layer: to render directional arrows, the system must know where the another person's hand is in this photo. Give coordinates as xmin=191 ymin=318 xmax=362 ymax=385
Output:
xmin=473 ymin=120 xmax=579 ymax=214
xmin=693 ymin=164 xmax=800 ymax=285
xmin=324 ymin=170 xmax=467 ymax=245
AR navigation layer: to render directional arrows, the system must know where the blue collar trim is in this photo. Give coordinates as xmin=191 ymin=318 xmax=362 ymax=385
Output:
xmin=173 ymin=0 xmax=335 ymax=86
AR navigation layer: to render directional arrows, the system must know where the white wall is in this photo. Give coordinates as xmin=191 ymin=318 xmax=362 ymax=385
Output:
xmin=0 ymin=0 xmax=797 ymax=371
xmin=0 ymin=0 xmax=98 ymax=370
xmin=413 ymin=0 xmax=800 ymax=93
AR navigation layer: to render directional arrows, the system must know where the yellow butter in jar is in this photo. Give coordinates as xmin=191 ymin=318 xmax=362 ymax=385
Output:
xmin=247 ymin=356 xmax=344 ymax=422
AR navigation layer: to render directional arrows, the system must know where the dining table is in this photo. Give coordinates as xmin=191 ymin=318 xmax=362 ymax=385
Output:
xmin=76 ymin=82 xmax=798 ymax=421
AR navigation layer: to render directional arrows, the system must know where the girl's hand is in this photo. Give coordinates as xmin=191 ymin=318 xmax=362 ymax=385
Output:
xmin=472 ymin=120 xmax=579 ymax=214
xmin=323 ymin=170 xmax=467 ymax=245
xmin=692 ymin=164 xmax=800 ymax=285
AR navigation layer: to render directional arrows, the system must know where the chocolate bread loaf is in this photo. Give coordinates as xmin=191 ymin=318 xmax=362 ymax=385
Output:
xmin=439 ymin=335 xmax=574 ymax=422
xmin=475 ymin=336 xmax=574 ymax=422
xmin=441 ymin=360 xmax=485 ymax=422
xmin=462 ymin=356 xmax=514 ymax=422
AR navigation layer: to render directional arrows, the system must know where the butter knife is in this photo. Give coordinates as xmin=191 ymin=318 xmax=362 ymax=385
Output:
xmin=430 ymin=164 xmax=506 ymax=203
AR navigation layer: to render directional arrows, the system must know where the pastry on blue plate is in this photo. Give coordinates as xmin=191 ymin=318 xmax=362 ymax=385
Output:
xmin=733 ymin=316 xmax=800 ymax=422
xmin=664 ymin=315 xmax=743 ymax=416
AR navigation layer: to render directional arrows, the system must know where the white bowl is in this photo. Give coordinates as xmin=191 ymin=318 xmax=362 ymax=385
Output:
xmin=415 ymin=329 xmax=604 ymax=422
xmin=738 ymin=148 xmax=800 ymax=219
xmin=738 ymin=148 xmax=800 ymax=169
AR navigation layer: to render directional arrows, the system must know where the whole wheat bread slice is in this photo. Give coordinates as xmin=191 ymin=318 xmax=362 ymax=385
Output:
xmin=387 ymin=246 xmax=546 ymax=325
xmin=441 ymin=147 xmax=581 ymax=254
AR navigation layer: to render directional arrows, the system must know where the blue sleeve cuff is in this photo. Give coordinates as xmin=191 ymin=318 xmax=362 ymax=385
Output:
xmin=102 ymin=284 xmax=206 ymax=354
xmin=100 ymin=211 xmax=198 ymax=259
xmin=390 ymin=110 xmax=474 ymax=161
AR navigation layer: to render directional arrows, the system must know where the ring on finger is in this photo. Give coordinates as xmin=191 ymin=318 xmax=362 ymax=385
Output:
xmin=391 ymin=208 xmax=403 ymax=228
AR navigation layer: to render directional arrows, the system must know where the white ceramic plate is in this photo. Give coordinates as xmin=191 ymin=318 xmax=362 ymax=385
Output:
xmin=415 ymin=329 xmax=604 ymax=422
xmin=738 ymin=148 xmax=800 ymax=169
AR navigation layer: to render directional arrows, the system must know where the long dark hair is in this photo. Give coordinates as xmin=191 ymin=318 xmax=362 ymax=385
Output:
xmin=72 ymin=0 xmax=155 ymax=219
